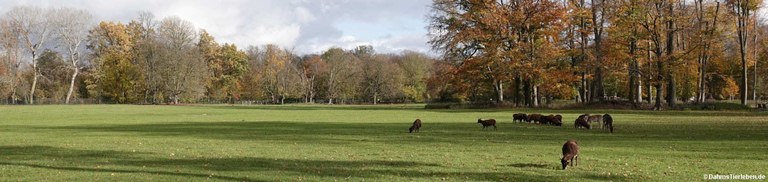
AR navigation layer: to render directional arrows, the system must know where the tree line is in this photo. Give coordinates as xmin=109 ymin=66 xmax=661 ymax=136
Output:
xmin=0 ymin=6 xmax=434 ymax=105
xmin=2 ymin=1 xmax=768 ymax=107
xmin=427 ymin=0 xmax=768 ymax=109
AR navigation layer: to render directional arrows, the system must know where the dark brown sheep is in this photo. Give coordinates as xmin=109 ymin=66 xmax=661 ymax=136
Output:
xmin=513 ymin=113 xmax=527 ymax=122
xmin=574 ymin=117 xmax=590 ymax=129
xmin=538 ymin=115 xmax=563 ymax=126
xmin=561 ymin=140 xmax=580 ymax=170
xmin=602 ymin=114 xmax=614 ymax=133
xmin=477 ymin=118 xmax=497 ymax=129
xmin=539 ymin=115 xmax=552 ymax=125
xmin=526 ymin=114 xmax=542 ymax=123
xmin=409 ymin=119 xmax=422 ymax=133
xmin=552 ymin=115 xmax=563 ymax=126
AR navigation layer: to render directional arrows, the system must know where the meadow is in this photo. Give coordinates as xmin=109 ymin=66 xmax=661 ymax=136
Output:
xmin=1 ymin=104 xmax=766 ymax=181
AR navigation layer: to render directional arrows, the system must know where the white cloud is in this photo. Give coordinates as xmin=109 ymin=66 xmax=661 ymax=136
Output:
xmin=0 ymin=0 xmax=434 ymax=55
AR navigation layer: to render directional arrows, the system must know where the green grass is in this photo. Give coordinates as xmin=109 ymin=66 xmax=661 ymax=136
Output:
xmin=1 ymin=104 xmax=766 ymax=181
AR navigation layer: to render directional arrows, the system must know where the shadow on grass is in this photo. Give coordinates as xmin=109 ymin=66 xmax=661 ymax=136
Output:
xmin=0 ymin=145 xmax=261 ymax=181
xmin=42 ymin=121 xmax=768 ymax=145
xmin=202 ymin=104 xmax=768 ymax=116
xmin=580 ymin=173 xmax=634 ymax=182
xmin=46 ymin=121 xmax=551 ymax=144
xmin=502 ymin=163 xmax=551 ymax=169
xmin=0 ymin=145 xmax=565 ymax=181
xmin=198 ymin=105 xmax=427 ymax=111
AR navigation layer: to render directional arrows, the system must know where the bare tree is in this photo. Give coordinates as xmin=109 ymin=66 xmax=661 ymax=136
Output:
xmin=52 ymin=7 xmax=92 ymax=104
xmin=4 ymin=6 xmax=52 ymax=104
xmin=0 ymin=19 xmax=24 ymax=103
xmin=157 ymin=16 xmax=207 ymax=104
xmin=321 ymin=48 xmax=360 ymax=104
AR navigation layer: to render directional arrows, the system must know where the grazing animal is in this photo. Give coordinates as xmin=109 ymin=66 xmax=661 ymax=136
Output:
xmin=477 ymin=118 xmax=497 ymax=129
xmin=586 ymin=115 xmax=603 ymax=129
xmin=539 ymin=115 xmax=552 ymax=125
xmin=527 ymin=114 xmax=543 ymax=123
xmin=552 ymin=115 xmax=563 ymax=126
xmin=513 ymin=113 xmax=528 ymax=122
xmin=538 ymin=115 xmax=563 ymax=126
xmin=561 ymin=140 xmax=580 ymax=170
xmin=409 ymin=119 xmax=422 ymax=133
xmin=603 ymin=114 xmax=614 ymax=133
xmin=574 ymin=117 xmax=590 ymax=129
xmin=578 ymin=114 xmax=590 ymax=120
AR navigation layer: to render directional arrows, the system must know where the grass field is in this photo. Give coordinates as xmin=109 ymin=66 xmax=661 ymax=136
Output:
xmin=1 ymin=104 xmax=766 ymax=181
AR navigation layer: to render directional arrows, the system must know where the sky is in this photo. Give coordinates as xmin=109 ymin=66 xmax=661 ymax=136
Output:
xmin=0 ymin=0 xmax=434 ymax=55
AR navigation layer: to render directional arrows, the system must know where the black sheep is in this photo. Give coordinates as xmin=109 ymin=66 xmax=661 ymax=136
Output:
xmin=409 ymin=119 xmax=422 ymax=133
xmin=477 ymin=118 xmax=497 ymax=129
xmin=603 ymin=114 xmax=614 ymax=133
xmin=574 ymin=118 xmax=590 ymax=129
xmin=513 ymin=113 xmax=527 ymax=122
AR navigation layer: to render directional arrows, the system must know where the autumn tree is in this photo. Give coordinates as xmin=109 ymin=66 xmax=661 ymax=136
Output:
xmin=87 ymin=21 xmax=141 ymax=103
xmin=397 ymin=51 xmax=432 ymax=102
xmin=361 ymin=54 xmax=404 ymax=104
xmin=321 ymin=47 xmax=361 ymax=104
xmin=429 ymin=0 xmax=567 ymax=105
xmin=727 ymin=0 xmax=761 ymax=105
xmin=297 ymin=54 xmax=327 ymax=103
xmin=694 ymin=0 xmax=721 ymax=103
xmin=198 ymin=31 xmax=248 ymax=103
xmin=252 ymin=44 xmax=299 ymax=104
xmin=127 ymin=12 xmax=162 ymax=104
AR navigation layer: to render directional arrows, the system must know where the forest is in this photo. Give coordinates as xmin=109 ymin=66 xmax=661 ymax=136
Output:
xmin=1 ymin=0 xmax=767 ymax=108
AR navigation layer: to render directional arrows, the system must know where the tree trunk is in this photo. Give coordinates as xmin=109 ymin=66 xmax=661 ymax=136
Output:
xmin=629 ymin=29 xmax=638 ymax=103
xmin=29 ymin=52 xmax=38 ymax=105
xmin=514 ymin=76 xmax=521 ymax=106
xmin=753 ymin=13 xmax=758 ymax=102
xmin=736 ymin=0 xmax=749 ymax=105
xmin=655 ymin=48 xmax=664 ymax=110
xmin=666 ymin=2 xmax=677 ymax=108
xmin=647 ymin=42 xmax=653 ymax=103
xmin=494 ymin=79 xmax=504 ymax=103
xmin=667 ymin=75 xmax=676 ymax=107
xmin=524 ymin=79 xmax=531 ymax=106
xmin=373 ymin=92 xmax=378 ymax=105
xmin=65 ymin=68 xmax=79 ymax=104
xmin=591 ymin=0 xmax=605 ymax=102
xmin=629 ymin=65 xmax=635 ymax=103
xmin=581 ymin=72 xmax=588 ymax=102
xmin=638 ymin=79 xmax=643 ymax=103
xmin=533 ymin=85 xmax=539 ymax=107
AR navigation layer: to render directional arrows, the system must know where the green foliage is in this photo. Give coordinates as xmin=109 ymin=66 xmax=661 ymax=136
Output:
xmin=0 ymin=105 xmax=766 ymax=181
xmin=88 ymin=21 xmax=143 ymax=103
xmin=35 ymin=50 xmax=70 ymax=100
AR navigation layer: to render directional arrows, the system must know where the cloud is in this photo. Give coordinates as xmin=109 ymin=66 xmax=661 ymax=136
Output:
xmin=0 ymin=0 xmax=434 ymax=55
